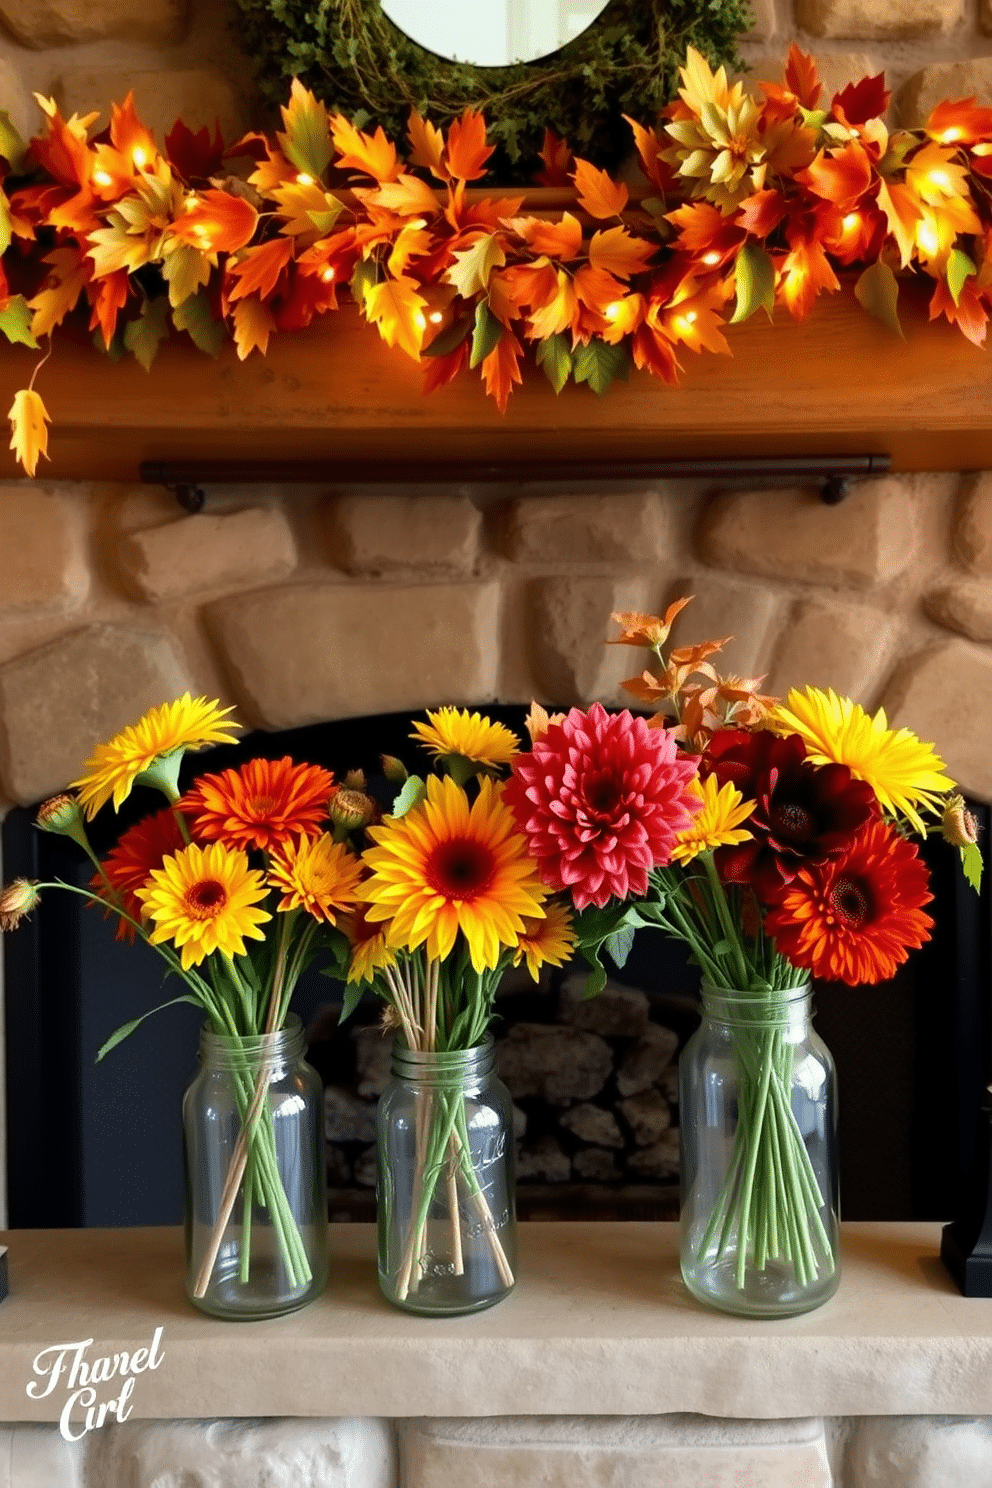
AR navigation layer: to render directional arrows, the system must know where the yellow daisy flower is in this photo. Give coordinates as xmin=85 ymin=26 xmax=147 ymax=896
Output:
xmin=513 ymin=902 xmax=578 ymax=981
xmin=410 ymin=707 xmax=520 ymax=768
xmin=135 ymin=840 xmax=271 ymax=970
xmin=669 ymin=774 xmax=755 ymax=866
xmin=768 ymin=686 xmax=955 ymax=834
xmin=359 ymin=774 xmax=546 ymax=974
xmin=267 ymin=834 xmax=364 ymax=924
xmin=340 ymin=907 xmax=398 ymax=986
xmin=71 ymin=694 xmax=240 ymax=819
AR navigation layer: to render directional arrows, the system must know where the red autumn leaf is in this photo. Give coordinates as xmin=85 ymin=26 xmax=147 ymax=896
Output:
xmin=736 ymin=188 xmax=788 ymax=238
xmin=109 ymin=93 xmax=157 ymax=168
xmin=226 ymin=236 xmax=294 ymax=302
xmin=273 ymin=262 xmax=339 ymax=331
xmin=796 ymin=142 xmax=874 ymax=210
xmin=330 ymin=115 xmax=400 ymax=183
xmin=225 ymin=130 xmax=270 ymax=164
xmin=632 ymin=323 xmax=681 ymax=384
xmin=929 ymin=275 xmax=989 ymax=346
xmin=779 ymin=237 xmax=841 ymax=319
xmin=480 ymin=323 xmax=522 ymax=410
xmin=572 ymin=157 xmax=628 ymax=219
xmin=87 ymin=268 xmax=129 ymax=347
xmin=444 ymin=110 xmax=494 ymax=182
xmin=926 ymin=97 xmax=992 ymax=145
xmin=422 ymin=338 xmax=469 ymax=395
xmin=784 ymin=43 xmax=822 ymax=109
xmin=165 ymin=119 xmax=226 ymax=180
xmin=831 ymin=74 xmax=891 ymax=126
xmin=535 ymin=128 xmax=573 ymax=187
xmin=297 ymin=227 xmax=361 ymax=288
xmin=172 ymin=189 xmax=259 ymax=253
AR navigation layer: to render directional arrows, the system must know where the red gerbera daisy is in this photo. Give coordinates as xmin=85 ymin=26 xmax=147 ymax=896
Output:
xmin=180 ymin=756 xmax=336 ymax=853
xmin=763 ymin=818 xmax=934 ymax=985
xmin=503 ymin=702 xmax=700 ymax=911
xmin=91 ymin=806 xmax=191 ymax=940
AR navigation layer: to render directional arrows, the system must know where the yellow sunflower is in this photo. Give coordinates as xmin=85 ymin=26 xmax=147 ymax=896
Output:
xmin=340 ymin=905 xmax=397 ymax=985
xmin=72 ymin=694 xmax=240 ymax=819
xmin=768 ymin=686 xmax=955 ymax=834
xmin=410 ymin=707 xmax=520 ymax=768
xmin=513 ymin=902 xmax=578 ymax=981
xmin=135 ymin=840 xmax=271 ymax=970
xmin=669 ymin=774 xmax=755 ymax=866
xmin=267 ymin=834 xmax=364 ymax=924
xmin=359 ymin=774 xmax=546 ymax=973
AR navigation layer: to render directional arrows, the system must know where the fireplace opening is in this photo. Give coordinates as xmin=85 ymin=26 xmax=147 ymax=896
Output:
xmin=3 ymin=706 xmax=988 ymax=1230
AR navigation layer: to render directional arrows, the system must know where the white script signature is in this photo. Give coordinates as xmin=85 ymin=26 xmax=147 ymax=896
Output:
xmin=26 ymin=1326 xmax=165 ymax=1441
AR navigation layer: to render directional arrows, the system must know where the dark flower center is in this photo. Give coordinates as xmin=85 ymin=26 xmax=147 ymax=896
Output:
xmin=770 ymin=801 xmax=816 ymax=844
xmin=247 ymin=794 xmax=279 ymax=818
xmin=829 ymin=876 xmax=872 ymax=930
xmin=185 ymin=879 xmax=227 ymax=918
xmin=583 ymin=769 xmax=623 ymax=816
xmin=426 ymin=839 xmax=495 ymax=901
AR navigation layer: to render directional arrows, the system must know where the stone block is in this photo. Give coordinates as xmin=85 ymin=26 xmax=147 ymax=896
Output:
xmin=324 ymin=1087 xmax=377 ymax=1144
xmin=0 ymin=0 xmax=187 ymax=47
xmin=91 ymin=1417 xmax=396 ymax=1488
xmin=353 ymin=1146 xmax=377 ymax=1187
xmin=616 ymin=1023 xmax=680 ymax=1097
xmin=529 ymin=575 xmax=652 ymax=707
xmin=0 ymin=623 xmax=190 ymax=806
xmin=744 ymin=0 xmax=777 ymax=41
xmin=923 ymin=581 xmax=992 ymax=643
xmin=206 ymin=581 xmax=499 ymax=730
xmin=764 ymin=597 xmax=895 ymax=703
xmin=516 ymin=1135 xmax=571 ymax=1182
xmin=625 ymin=1130 xmax=680 ymax=1178
xmin=0 ymin=487 xmax=87 ymax=613
xmin=402 ymin=1414 xmax=832 ymax=1488
xmin=848 ymin=1416 xmax=992 ymax=1488
xmin=0 ymin=59 xmax=34 ymax=141
xmin=900 ymin=59 xmax=992 ymax=128
xmin=572 ymin=1146 xmax=621 ymax=1180
xmin=955 ymin=473 xmax=992 ymax=577
xmin=3 ymin=1424 xmax=84 ymax=1487
xmin=881 ymin=640 xmax=992 ymax=805
xmin=118 ymin=506 xmax=295 ymax=602
xmin=325 ymin=494 xmax=481 ymax=577
xmin=559 ymin=1102 xmax=624 ymax=1148
xmin=558 ymin=972 xmax=649 ymax=1037
xmin=698 ymin=479 xmax=915 ymax=588
xmin=496 ymin=1024 xmax=612 ymax=1106
xmin=795 ymin=0 xmax=963 ymax=38
xmin=664 ymin=575 xmax=780 ymax=682
xmin=984 ymin=0 xmax=992 ymax=34
xmin=55 ymin=68 xmax=244 ymax=144
xmin=619 ymin=1089 xmax=673 ymax=1146
xmin=744 ymin=51 xmax=878 ymax=107
xmin=503 ymin=491 xmax=667 ymax=566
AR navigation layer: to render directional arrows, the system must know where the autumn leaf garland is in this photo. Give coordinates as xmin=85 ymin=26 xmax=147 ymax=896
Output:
xmin=4 ymin=43 xmax=992 ymax=473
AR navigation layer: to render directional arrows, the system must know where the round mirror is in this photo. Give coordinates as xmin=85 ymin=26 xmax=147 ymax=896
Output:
xmin=379 ymin=0 xmax=613 ymax=67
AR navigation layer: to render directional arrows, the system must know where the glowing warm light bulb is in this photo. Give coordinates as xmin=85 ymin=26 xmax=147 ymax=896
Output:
xmin=917 ymin=221 xmax=940 ymax=255
xmin=605 ymin=301 xmax=622 ymax=321
xmin=842 ymin=212 xmax=860 ymax=232
xmin=941 ymin=128 xmax=963 ymax=144
xmin=685 ymin=310 xmax=698 ymax=324
xmin=428 ymin=311 xmax=444 ymax=324
xmin=414 ymin=312 xmax=426 ymax=330
xmin=132 ymin=146 xmax=148 ymax=169
xmin=296 ymin=172 xmax=315 ymax=187
xmin=321 ymin=267 xmax=336 ymax=282
xmin=92 ymin=169 xmax=114 ymax=187
xmin=701 ymin=250 xmax=721 ymax=265
xmin=926 ymin=168 xmax=952 ymax=193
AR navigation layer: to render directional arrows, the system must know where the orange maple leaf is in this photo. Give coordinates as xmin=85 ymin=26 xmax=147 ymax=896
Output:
xmin=422 ymin=338 xmax=469 ymax=395
xmin=505 ymin=211 xmax=583 ymax=260
xmin=226 ymin=237 xmax=294 ymax=302
xmin=109 ymin=93 xmax=158 ymax=171
xmin=784 ymin=43 xmax=822 ymax=110
xmin=87 ymin=269 xmax=129 ymax=348
xmin=631 ymin=323 xmax=681 ymax=384
xmin=28 ymin=106 xmax=92 ymax=188
xmin=536 ymin=129 xmax=573 ymax=187
xmin=364 ymin=274 xmax=427 ymax=360
xmin=496 ymin=262 xmax=559 ymax=311
xmin=797 ymin=142 xmax=875 ymax=210
xmin=407 ymin=110 xmax=447 ymax=180
xmin=363 ymin=174 xmax=440 ymax=218
xmin=480 ymin=324 xmax=522 ymax=410
xmin=588 ymin=226 xmax=655 ymax=280
xmin=623 ymin=115 xmax=671 ymax=192
xmin=779 ymin=237 xmax=841 ymax=319
xmin=527 ymin=267 xmax=580 ymax=340
xmin=172 ymin=189 xmax=259 ymax=254
xmin=930 ymin=276 xmax=988 ymax=346
xmin=330 ymin=115 xmax=400 ymax=183
xmin=232 ymin=294 xmax=277 ymax=359
xmin=926 ymin=97 xmax=992 ymax=146
xmin=737 ymin=188 xmax=789 ymax=238
xmin=875 ymin=177 xmax=923 ymax=268
xmin=572 ymin=158 xmax=628 ymax=219
xmin=657 ymin=281 xmax=731 ymax=355
xmin=444 ymin=111 xmax=494 ymax=182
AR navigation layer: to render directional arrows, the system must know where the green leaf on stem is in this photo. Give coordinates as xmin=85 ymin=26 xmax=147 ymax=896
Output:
xmin=469 ymin=299 xmax=503 ymax=369
xmin=962 ymin=841 xmax=984 ymax=893
xmin=730 ymin=242 xmax=775 ymax=324
xmin=337 ymin=979 xmax=366 ymax=1023
xmin=391 ymin=774 xmax=426 ymax=817
xmin=535 ymin=332 xmax=572 ymax=393
xmin=572 ymin=338 xmax=630 ymax=396
xmin=96 ymin=994 xmax=201 ymax=1061
xmin=947 ymin=248 xmax=977 ymax=308
xmin=854 ymin=260 xmax=903 ymax=339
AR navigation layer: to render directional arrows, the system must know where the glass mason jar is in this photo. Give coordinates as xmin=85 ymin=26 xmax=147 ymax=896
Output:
xmin=376 ymin=1037 xmax=517 ymax=1315
xmin=182 ymin=1015 xmax=329 ymax=1319
xmin=679 ymin=983 xmax=839 ymax=1318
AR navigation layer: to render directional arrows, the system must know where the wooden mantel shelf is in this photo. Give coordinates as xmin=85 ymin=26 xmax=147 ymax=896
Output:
xmin=1 ymin=288 xmax=989 ymax=483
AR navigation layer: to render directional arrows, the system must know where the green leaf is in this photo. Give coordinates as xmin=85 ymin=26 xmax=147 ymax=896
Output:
xmin=578 ymin=945 xmax=609 ymax=999
xmin=92 ymin=327 xmax=127 ymax=361
xmin=422 ymin=315 xmax=473 ymax=358
xmin=349 ymin=257 xmax=378 ymax=308
xmin=0 ymin=294 xmax=37 ymax=349
xmin=0 ymin=189 xmax=10 ymax=258
xmin=604 ymin=922 xmax=635 ymax=969
xmin=123 ymin=295 xmax=171 ymax=370
xmin=391 ymin=774 xmax=426 ymax=817
xmin=962 ymin=841 xmax=984 ymax=894
xmin=572 ymin=338 xmax=630 ymax=396
xmin=0 ymin=111 xmax=27 ymax=173
xmin=307 ymin=206 xmax=343 ymax=234
xmin=710 ymin=937 xmax=732 ymax=959
xmin=947 ymin=248 xmax=977 ymax=308
xmin=172 ymin=290 xmax=226 ymax=356
xmin=877 ymin=132 xmax=916 ymax=178
xmin=854 ymin=260 xmax=904 ymax=340
xmin=798 ymin=107 xmax=828 ymax=131
xmin=469 ymin=299 xmax=503 ymax=369
xmin=337 ymin=980 xmax=366 ymax=1022
xmin=730 ymin=242 xmax=775 ymax=324
xmin=535 ymin=332 xmax=573 ymax=393
xmin=96 ymin=995 xmax=201 ymax=1061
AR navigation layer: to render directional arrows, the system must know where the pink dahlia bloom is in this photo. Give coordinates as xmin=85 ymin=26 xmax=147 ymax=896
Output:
xmin=503 ymin=702 xmax=701 ymax=911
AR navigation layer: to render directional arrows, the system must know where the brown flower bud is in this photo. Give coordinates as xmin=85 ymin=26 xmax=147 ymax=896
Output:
xmin=380 ymin=754 xmax=408 ymax=785
xmin=329 ymin=788 xmax=377 ymax=831
xmin=35 ymin=793 xmax=84 ymax=835
xmin=0 ymin=878 xmax=41 ymax=931
xmin=941 ymin=794 xmax=981 ymax=849
xmin=342 ymin=768 xmax=367 ymax=792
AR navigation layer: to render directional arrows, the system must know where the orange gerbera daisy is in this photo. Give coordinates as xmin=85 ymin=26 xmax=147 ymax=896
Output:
xmin=92 ymin=806 xmax=191 ymax=939
xmin=763 ymin=818 xmax=933 ymax=986
xmin=180 ymin=757 xmax=336 ymax=853
xmin=267 ymin=834 xmax=364 ymax=924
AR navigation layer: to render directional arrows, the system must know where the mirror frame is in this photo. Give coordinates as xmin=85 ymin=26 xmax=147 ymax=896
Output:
xmin=231 ymin=0 xmax=754 ymax=178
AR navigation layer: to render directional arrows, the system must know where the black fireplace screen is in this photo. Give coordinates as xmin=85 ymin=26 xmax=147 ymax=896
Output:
xmin=3 ymin=708 xmax=989 ymax=1229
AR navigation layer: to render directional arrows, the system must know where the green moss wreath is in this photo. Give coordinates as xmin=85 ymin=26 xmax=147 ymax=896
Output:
xmin=230 ymin=0 xmax=754 ymax=178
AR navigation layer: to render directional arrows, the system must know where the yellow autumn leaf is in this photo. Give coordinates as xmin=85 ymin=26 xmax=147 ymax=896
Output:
xmin=8 ymin=388 xmax=49 ymax=477
xmin=271 ymin=178 xmax=344 ymax=239
xmin=160 ymin=243 xmax=213 ymax=308
xmin=27 ymin=247 xmax=89 ymax=339
xmin=364 ymin=275 xmax=427 ymax=360
xmin=528 ymin=268 xmax=579 ymax=339
xmin=87 ymin=213 xmax=154 ymax=277
xmin=277 ymin=78 xmax=332 ymax=181
xmin=387 ymin=220 xmax=432 ymax=276
xmin=232 ymin=295 xmax=277 ymax=360
xmin=446 ymin=233 xmax=506 ymax=299
xmin=407 ymin=110 xmax=447 ymax=179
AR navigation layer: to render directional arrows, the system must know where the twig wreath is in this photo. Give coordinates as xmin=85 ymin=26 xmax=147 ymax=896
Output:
xmin=2 ymin=45 xmax=992 ymax=476
xmin=230 ymin=0 xmax=752 ymax=175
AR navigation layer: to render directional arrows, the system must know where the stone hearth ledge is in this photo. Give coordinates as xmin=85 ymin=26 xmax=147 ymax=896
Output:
xmin=0 ymin=1222 xmax=985 ymax=1422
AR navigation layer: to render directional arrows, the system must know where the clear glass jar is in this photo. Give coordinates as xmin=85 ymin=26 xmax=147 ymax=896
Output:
xmin=376 ymin=1038 xmax=517 ymax=1315
xmin=679 ymin=983 xmax=839 ymax=1318
xmin=182 ymin=1015 xmax=328 ymax=1319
